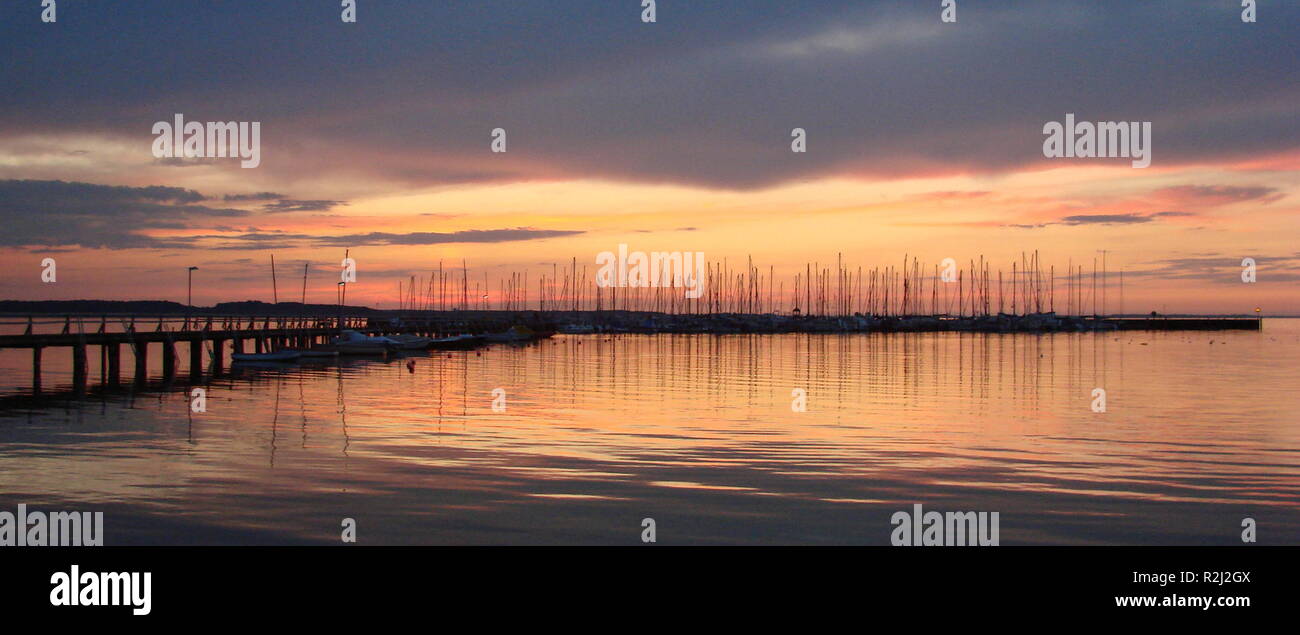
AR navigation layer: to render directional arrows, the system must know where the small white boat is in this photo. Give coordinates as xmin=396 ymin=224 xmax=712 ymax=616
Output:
xmin=428 ymin=334 xmax=484 ymax=349
xmin=389 ymin=334 xmax=435 ymax=350
xmin=232 ymin=350 xmax=301 ymax=362
xmin=331 ymin=330 xmax=399 ymax=355
xmin=292 ymin=349 xmax=340 ymax=358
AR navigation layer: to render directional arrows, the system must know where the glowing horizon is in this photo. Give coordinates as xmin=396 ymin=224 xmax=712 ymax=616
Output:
xmin=1 ymin=2 xmax=1296 ymax=314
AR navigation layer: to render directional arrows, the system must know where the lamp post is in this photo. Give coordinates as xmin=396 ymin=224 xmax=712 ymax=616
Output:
xmin=337 ymin=281 xmax=346 ymax=331
xmin=186 ymin=266 xmax=199 ymax=329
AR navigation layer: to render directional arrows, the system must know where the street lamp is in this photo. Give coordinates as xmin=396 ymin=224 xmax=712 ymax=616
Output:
xmin=337 ymin=281 xmax=346 ymax=330
xmin=187 ymin=267 xmax=199 ymax=306
xmin=186 ymin=266 xmax=199 ymax=329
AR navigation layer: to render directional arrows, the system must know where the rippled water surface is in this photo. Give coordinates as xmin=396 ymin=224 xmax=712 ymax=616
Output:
xmin=1 ymin=320 xmax=1297 ymax=544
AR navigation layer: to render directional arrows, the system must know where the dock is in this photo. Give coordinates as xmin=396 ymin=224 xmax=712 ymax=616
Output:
xmin=0 ymin=311 xmax=1262 ymax=397
xmin=0 ymin=313 xmax=549 ymax=395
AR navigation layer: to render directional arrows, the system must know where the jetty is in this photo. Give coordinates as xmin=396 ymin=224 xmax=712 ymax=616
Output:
xmin=0 ymin=306 xmax=1261 ymax=397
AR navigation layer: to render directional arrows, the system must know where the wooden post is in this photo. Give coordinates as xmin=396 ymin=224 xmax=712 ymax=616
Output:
xmin=32 ymin=346 xmax=42 ymax=394
xmin=72 ymin=343 xmax=87 ymax=394
xmin=212 ymin=338 xmax=225 ymax=374
xmin=134 ymin=341 xmax=148 ymax=385
xmin=107 ymin=343 xmax=121 ymax=385
xmin=190 ymin=339 xmax=204 ymax=379
xmin=162 ymin=339 xmax=176 ymax=379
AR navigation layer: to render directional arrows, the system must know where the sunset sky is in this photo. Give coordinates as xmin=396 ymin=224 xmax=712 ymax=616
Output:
xmin=1 ymin=0 xmax=1296 ymax=313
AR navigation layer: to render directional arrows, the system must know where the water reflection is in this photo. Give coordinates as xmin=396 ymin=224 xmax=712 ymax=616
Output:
xmin=0 ymin=323 xmax=1297 ymax=544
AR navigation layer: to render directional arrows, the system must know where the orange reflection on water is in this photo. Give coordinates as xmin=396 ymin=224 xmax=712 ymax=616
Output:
xmin=0 ymin=322 xmax=1297 ymax=544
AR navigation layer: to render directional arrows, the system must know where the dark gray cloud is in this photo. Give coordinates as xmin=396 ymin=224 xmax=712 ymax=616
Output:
xmin=197 ymin=228 xmax=584 ymax=250
xmin=0 ymin=180 xmax=580 ymax=251
xmin=312 ymin=228 xmax=584 ymax=247
xmin=260 ymin=199 xmax=348 ymax=213
xmin=1061 ymin=214 xmax=1155 ymax=225
xmin=223 ymin=192 xmax=285 ymax=202
xmin=203 ymin=232 xmax=318 ymax=251
xmin=0 ymin=179 xmax=246 ymax=249
xmin=0 ymin=1 xmax=1294 ymax=190
xmin=1008 ymin=210 xmax=1198 ymax=229
xmin=1130 ymin=252 xmax=1300 ymax=283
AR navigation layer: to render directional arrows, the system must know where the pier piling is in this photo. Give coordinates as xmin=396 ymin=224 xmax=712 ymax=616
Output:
xmin=162 ymin=339 xmax=176 ymax=379
xmin=133 ymin=341 xmax=148 ymax=385
xmin=72 ymin=343 xmax=87 ymax=392
xmin=32 ymin=346 xmax=42 ymax=394
xmin=106 ymin=343 xmax=120 ymax=385
xmin=213 ymin=338 xmax=225 ymax=374
xmin=189 ymin=339 xmax=203 ymax=380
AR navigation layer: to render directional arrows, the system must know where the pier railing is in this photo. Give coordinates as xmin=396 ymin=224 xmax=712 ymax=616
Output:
xmin=0 ymin=314 xmax=372 ymax=339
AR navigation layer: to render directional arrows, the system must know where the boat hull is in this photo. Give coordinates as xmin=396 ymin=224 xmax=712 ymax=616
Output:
xmin=231 ymin=351 xmax=301 ymax=362
xmin=429 ymin=335 xmax=485 ymax=349
xmin=334 ymin=344 xmax=393 ymax=355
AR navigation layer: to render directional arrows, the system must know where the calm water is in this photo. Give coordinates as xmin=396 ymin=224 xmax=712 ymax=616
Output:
xmin=1 ymin=321 xmax=1298 ymax=545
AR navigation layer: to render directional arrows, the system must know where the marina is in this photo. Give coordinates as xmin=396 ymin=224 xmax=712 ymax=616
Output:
xmin=0 ymin=308 xmax=1260 ymax=395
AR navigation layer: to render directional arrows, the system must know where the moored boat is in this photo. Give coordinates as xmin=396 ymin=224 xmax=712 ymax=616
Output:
xmin=232 ymin=350 xmax=301 ymax=362
xmin=558 ymin=323 xmax=595 ymax=334
xmin=389 ymin=334 xmax=435 ymax=350
xmin=331 ymin=330 xmax=400 ymax=355
xmin=427 ymin=334 xmax=485 ymax=350
xmin=484 ymin=325 xmax=536 ymax=343
xmin=290 ymin=348 xmax=340 ymax=358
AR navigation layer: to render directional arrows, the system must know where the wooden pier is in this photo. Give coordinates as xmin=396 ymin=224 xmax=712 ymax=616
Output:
xmin=0 ymin=311 xmax=1262 ymax=397
xmin=0 ymin=313 xmax=540 ymax=394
